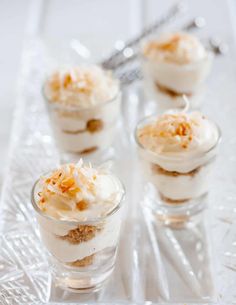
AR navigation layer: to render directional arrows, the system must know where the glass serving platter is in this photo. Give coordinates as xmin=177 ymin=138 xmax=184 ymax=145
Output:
xmin=0 ymin=0 xmax=236 ymax=304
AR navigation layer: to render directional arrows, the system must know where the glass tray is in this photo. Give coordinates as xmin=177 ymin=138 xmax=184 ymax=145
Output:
xmin=1 ymin=0 xmax=236 ymax=304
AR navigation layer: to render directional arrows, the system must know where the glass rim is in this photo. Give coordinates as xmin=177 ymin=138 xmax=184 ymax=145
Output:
xmin=134 ymin=113 xmax=222 ymax=161
xmin=140 ymin=50 xmax=214 ymax=68
xmin=139 ymin=34 xmax=214 ymax=68
xmin=31 ymin=171 xmax=126 ymax=225
xmin=42 ymin=78 xmax=121 ymax=112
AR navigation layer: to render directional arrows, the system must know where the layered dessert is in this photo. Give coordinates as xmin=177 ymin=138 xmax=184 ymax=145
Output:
xmin=142 ymin=32 xmax=212 ymax=111
xmin=136 ymin=111 xmax=220 ymax=203
xmin=32 ymin=160 xmax=125 ymax=290
xmin=44 ymin=65 xmax=120 ymax=154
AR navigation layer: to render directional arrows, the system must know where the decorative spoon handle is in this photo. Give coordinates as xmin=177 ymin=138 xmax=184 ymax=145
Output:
xmin=101 ymin=2 xmax=185 ymax=69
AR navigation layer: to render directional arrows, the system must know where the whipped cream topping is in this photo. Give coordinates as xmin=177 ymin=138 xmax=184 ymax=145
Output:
xmin=44 ymin=65 xmax=119 ymax=108
xmin=143 ymin=32 xmax=207 ymax=65
xmin=35 ymin=160 xmax=124 ymax=221
xmin=137 ymin=111 xmax=219 ymax=157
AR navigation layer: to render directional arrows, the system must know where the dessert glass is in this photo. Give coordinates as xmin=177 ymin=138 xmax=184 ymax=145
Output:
xmin=31 ymin=175 xmax=125 ymax=293
xmin=43 ymin=84 xmax=121 ymax=163
xmin=135 ymin=115 xmax=221 ymax=219
xmin=142 ymin=66 xmax=206 ymax=112
xmin=141 ymin=36 xmax=213 ymax=112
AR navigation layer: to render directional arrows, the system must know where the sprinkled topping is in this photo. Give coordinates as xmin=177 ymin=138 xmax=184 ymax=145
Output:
xmin=138 ymin=113 xmax=197 ymax=151
xmin=143 ymin=32 xmax=206 ymax=65
xmin=35 ymin=159 xmax=124 ymax=221
xmin=38 ymin=161 xmax=94 ymax=209
xmin=144 ymin=34 xmax=184 ymax=53
xmin=137 ymin=112 xmax=217 ymax=154
xmin=50 ymin=70 xmax=95 ymax=96
xmin=44 ymin=65 xmax=119 ymax=108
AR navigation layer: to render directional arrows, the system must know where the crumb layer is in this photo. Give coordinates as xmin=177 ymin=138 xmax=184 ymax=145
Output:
xmin=152 ymin=163 xmax=201 ymax=177
xmin=60 ymin=225 xmax=103 ymax=244
xmin=68 ymin=254 xmax=95 ymax=267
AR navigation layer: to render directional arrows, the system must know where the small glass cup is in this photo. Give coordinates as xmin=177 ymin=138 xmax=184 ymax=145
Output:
xmin=141 ymin=46 xmax=213 ymax=112
xmin=43 ymin=85 xmax=121 ymax=163
xmin=135 ymin=115 xmax=221 ymax=219
xmin=31 ymin=175 xmax=125 ymax=293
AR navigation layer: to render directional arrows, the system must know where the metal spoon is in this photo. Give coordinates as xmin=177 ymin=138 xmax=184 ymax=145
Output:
xmin=182 ymin=16 xmax=206 ymax=31
xmin=209 ymin=37 xmax=229 ymax=55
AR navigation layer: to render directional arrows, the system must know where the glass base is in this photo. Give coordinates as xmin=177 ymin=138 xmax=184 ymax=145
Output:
xmin=53 ymin=267 xmax=113 ymax=294
xmin=59 ymin=146 xmax=115 ymax=164
xmin=49 ymin=247 xmax=116 ymax=293
xmin=145 ymin=187 xmax=207 ymax=228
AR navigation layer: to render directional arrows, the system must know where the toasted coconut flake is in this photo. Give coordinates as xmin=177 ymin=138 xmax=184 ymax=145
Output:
xmin=138 ymin=112 xmax=206 ymax=153
xmin=38 ymin=159 xmax=114 ymax=214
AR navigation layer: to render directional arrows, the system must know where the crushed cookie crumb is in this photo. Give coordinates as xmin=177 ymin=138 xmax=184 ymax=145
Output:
xmin=152 ymin=163 xmax=201 ymax=177
xmin=68 ymin=254 xmax=95 ymax=267
xmin=60 ymin=224 xmax=103 ymax=244
xmin=86 ymin=119 xmax=103 ymax=133
xmin=156 ymin=82 xmax=192 ymax=99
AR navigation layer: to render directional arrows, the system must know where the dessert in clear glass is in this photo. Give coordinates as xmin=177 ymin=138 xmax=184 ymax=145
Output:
xmin=43 ymin=65 xmax=121 ymax=161
xmin=31 ymin=159 xmax=125 ymax=292
xmin=141 ymin=32 xmax=213 ymax=112
xmin=135 ymin=110 xmax=221 ymax=216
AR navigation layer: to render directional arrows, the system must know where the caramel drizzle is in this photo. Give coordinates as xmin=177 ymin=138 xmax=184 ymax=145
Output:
xmin=60 ymin=224 xmax=103 ymax=244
